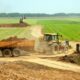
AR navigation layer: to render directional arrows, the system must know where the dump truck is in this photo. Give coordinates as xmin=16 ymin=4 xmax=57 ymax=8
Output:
xmin=0 ymin=37 xmax=35 ymax=57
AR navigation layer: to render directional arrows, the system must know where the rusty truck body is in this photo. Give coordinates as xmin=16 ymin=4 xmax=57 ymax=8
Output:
xmin=0 ymin=37 xmax=35 ymax=57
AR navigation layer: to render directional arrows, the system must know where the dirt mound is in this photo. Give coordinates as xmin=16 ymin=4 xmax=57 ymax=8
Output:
xmin=1 ymin=36 xmax=26 ymax=41
xmin=0 ymin=61 xmax=80 ymax=80
xmin=0 ymin=22 xmax=30 ymax=27
xmin=60 ymin=54 xmax=80 ymax=65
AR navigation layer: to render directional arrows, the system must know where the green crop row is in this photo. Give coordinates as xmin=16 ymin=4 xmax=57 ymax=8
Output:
xmin=38 ymin=19 xmax=80 ymax=41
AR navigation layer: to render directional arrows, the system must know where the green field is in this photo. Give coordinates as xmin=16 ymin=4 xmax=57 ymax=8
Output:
xmin=38 ymin=19 xmax=80 ymax=41
xmin=0 ymin=17 xmax=80 ymax=41
xmin=0 ymin=18 xmax=35 ymax=40
xmin=0 ymin=28 xmax=32 ymax=40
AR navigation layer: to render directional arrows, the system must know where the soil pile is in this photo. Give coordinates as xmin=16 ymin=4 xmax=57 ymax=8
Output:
xmin=0 ymin=22 xmax=30 ymax=27
xmin=60 ymin=54 xmax=80 ymax=65
xmin=1 ymin=36 xmax=26 ymax=41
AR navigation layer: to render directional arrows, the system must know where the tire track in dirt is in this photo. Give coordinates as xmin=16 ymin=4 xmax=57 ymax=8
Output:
xmin=27 ymin=58 xmax=80 ymax=73
xmin=0 ymin=55 xmax=80 ymax=73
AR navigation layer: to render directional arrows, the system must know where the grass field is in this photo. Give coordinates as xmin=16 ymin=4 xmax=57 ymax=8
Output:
xmin=0 ymin=17 xmax=80 ymax=41
xmin=0 ymin=27 xmax=32 ymax=40
xmin=38 ymin=19 xmax=80 ymax=41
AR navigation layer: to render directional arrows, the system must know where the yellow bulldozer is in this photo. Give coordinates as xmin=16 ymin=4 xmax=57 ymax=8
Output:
xmin=34 ymin=32 xmax=70 ymax=54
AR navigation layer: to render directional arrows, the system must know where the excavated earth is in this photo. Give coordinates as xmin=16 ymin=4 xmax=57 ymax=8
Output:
xmin=0 ymin=22 xmax=30 ymax=27
xmin=0 ymin=61 xmax=80 ymax=80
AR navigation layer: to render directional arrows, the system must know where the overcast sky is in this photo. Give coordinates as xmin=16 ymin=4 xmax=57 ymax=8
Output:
xmin=0 ymin=0 xmax=80 ymax=14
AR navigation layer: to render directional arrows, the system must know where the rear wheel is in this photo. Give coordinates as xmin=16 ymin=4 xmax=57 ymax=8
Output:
xmin=0 ymin=50 xmax=3 ymax=57
xmin=2 ymin=49 xmax=12 ymax=57
xmin=12 ymin=49 xmax=20 ymax=57
xmin=51 ymin=43 xmax=59 ymax=54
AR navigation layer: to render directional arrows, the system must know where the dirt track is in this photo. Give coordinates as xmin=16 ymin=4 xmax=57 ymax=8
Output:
xmin=0 ymin=53 xmax=80 ymax=80
xmin=0 ymin=53 xmax=80 ymax=73
xmin=27 ymin=58 xmax=80 ymax=73
xmin=0 ymin=61 xmax=80 ymax=80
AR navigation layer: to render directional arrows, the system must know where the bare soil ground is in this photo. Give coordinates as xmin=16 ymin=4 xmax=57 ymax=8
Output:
xmin=0 ymin=61 xmax=80 ymax=80
xmin=0 ymin=23 xmax=30 ymax=27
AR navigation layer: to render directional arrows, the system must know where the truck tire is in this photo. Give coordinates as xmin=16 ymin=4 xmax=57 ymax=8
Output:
xmin=0 ymin=50 xmax=3 ymax=57
xmin=2 ymin=49 xmax=12 ymax=57
xmin=12 ymin=49 xmax=20 ymax=57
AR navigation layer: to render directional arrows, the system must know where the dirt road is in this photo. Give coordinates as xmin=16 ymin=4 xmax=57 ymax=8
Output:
xmin=0 ymin=61 xmax=80 ymax=80
xmin=27 ymin=58 xmax=80 ymax=73
xmin=0 ymin=54 xmax=80 ymax=73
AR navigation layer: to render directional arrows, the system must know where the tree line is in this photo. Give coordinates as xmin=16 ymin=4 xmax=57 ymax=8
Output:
xmin=0 ymin=13 xmax=80 ymax=17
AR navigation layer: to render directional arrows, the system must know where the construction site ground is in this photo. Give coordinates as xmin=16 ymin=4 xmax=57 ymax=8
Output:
xmin=0 ymin=51 xmax=80 ymax=80
xmin=0 ymin=41 xmax=80 ymax=80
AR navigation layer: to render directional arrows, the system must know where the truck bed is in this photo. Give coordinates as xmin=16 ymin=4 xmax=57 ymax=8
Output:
xmin=0 ymin=40 xmax=35 ymax=48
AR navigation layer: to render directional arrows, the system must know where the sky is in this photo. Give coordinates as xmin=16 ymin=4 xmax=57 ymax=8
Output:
xmin=0 ymin=0 xmax=80 ymax=14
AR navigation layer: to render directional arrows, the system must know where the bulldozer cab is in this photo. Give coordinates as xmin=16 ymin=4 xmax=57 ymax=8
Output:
xmin=44 ymin=33 xmax=62 ymax=43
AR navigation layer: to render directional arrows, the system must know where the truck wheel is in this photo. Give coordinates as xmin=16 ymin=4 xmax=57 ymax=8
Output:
xmin=0 ymin=50 xmax=3 ymax=57
xmin=2 ymin=49 xmax=12 ymax=57
xmin=12 ymin=49 xmax=20 ymax=57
